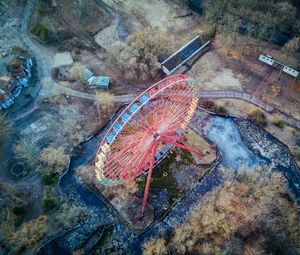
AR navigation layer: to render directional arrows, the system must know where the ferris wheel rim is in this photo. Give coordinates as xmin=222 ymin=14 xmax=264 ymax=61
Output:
xmin=98 ymin=74 xmax=192 ymax=149
xmin=95 ymin=74 xmax=198 ymax=186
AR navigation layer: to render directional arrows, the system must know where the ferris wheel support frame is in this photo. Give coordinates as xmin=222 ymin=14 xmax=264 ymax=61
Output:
xmin=140 ymin=133 xmax=204 ymax=214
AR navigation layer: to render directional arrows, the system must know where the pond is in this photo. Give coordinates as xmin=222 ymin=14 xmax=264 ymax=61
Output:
xmin=203 ymin=116 xmax=268 ymax=170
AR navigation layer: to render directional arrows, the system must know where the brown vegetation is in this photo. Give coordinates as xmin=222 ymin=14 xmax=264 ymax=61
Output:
xmin=0 ymin=174 xmax=87 ymax=253
xmin=11 ymin=215 xmax=47 ymax=248
xmin=247 ymin=108 xmax=267 ymax=127
xmin=203 ymin=0 xmax=300 ymax=59
xmin=40 ymin=145 xmax=69 ymax=173
xmin=109 ymin=28 xmax=168 ymax=81
xmin=143 ymin=169 xmax=300 ymax=255
xmin=95 ymin=91 xmax=115 ymax=111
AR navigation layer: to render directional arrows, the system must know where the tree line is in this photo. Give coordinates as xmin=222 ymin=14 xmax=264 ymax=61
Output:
xmin=203 ymin=0 xmax=299 ymax=46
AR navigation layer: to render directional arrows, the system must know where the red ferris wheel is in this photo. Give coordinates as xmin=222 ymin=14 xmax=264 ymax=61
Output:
xmin=95 ymin=74 xmax=203 ymax=214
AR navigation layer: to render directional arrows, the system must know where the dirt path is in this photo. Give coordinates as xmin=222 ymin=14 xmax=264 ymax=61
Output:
xmin=20 ymin=0 xmax=57 ymax=97
xmin=65 ymin=88 xmax=137 ymax=103
xmin=9 ymin=0 xmax=57 ymax=122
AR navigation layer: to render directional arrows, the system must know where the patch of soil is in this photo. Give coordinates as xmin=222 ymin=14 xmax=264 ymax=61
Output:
xmin=188 ymin=51 xmax=243 ymax=91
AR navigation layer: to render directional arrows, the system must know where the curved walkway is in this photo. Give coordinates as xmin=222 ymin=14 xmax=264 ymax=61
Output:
xmin=201 ymin=90 xmax=300 ymax=129
xmin=65 ymin=89 xmax=137 ymax=103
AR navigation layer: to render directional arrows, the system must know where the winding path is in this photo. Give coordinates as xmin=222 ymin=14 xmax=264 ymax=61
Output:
xmin=21 ymin=0 xmax=57 ymax=97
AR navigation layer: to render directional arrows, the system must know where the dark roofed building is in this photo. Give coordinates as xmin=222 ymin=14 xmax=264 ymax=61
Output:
xmin=159 ymin=35 xmax=210 ymax=75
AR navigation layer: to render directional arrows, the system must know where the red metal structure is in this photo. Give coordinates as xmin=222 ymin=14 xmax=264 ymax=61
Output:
xmin=95 ymin=74 xmax=203 ymax=214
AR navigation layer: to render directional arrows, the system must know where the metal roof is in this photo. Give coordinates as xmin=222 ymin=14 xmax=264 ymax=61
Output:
xmin=82 ymin=68 xmax=94 ymax=81
xmin=160 ymin=36 xmax=210 ymax=75
xmin=89 ymin=76 xmax=110 ymax=88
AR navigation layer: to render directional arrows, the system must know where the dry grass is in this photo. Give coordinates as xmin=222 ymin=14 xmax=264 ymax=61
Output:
xmin=95 ymin=91 xmax=115 ymax=110
xmin=184 ymin=128 xmax=207 ymax=151
xmin=69 ymin=63 xmax=87 ymax=80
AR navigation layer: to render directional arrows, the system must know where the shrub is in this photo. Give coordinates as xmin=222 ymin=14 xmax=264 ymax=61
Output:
xmin=143 ymin=238 xmax=167 ymax=255
xmin=12 ymin=206 xmax=26 ymax=216
xmin=11 ymin=216 xmax=47 ymax=247
xmin=31 ymin=23 xmax=53 ymax=43
xmin=43 ymin=187 xmax=56 ymax=210
xmin=201 ymin=100 xmax=214 ymax=109
xmin=42 ymin=173 xmax=57 ymax=185
xmin=212 ymin=105 xmax=228 ymax=115
xmin=272 ymin=116 xmax=284 ymax=129
xmin=43 ymin=197 xmax=56 ymax=210
xmin=201 ymin=25 xmax=217 ymax=42
xmin=295 ymin=150 xmax=300 ymax=161
xmin=247 ymin=108 xmax=267 ymax=127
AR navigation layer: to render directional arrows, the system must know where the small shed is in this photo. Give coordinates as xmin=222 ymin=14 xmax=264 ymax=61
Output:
xmin=82 ymin=68 xmax=94 ymax=81
xmin=88 ymin=76 xmax=110 ymax=88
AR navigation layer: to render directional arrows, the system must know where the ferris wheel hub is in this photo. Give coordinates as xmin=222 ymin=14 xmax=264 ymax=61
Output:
xmin=153 ymin=133 xmax=160 ymax=140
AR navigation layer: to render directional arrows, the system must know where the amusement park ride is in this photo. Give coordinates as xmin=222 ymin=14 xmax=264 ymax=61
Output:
xmin=95 ymin=74 xmax=204 ymax=214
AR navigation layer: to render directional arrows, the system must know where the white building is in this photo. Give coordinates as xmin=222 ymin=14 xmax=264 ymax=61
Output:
xmin=258 ymin=54 xmax=299 ymax=78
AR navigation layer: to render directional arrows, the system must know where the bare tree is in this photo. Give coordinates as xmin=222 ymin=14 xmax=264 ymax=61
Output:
xmin=143 ymin=238 xmax=167 ymax=255
xmin=282 ymin=36 xmax=300 ymax=63
xmin=110 ymin=28 xmax=168 ymax=81
xmin=40 ymin=146 xmax=68 ymax=173
xmin=74 ymin=0 xmax=97 ymax=25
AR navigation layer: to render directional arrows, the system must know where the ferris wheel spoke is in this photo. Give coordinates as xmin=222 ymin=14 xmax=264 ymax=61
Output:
xmin=166 ymin=107 xmax=189 ymax=128
xmin=126 ymin=116 xmax=154 ymax=135
xmin=142 ymin=140 xmax=158 ymax=215
xmin=110 ymin=145 xmax=149 ymax=180
xmin=158 ymin=102 xmax=188 ymax=129
xmin=95 ymin=74 xmax=201 ymax=199
xmin=130 ymin=114 xmax=155 ymax=134
xmin=160 ymin=135 xmax=204 ymax=156
xmin=105 ymin=134 xmax=150 ymax=170
xmin=122 ymin=148 xmax=150 ymax=179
